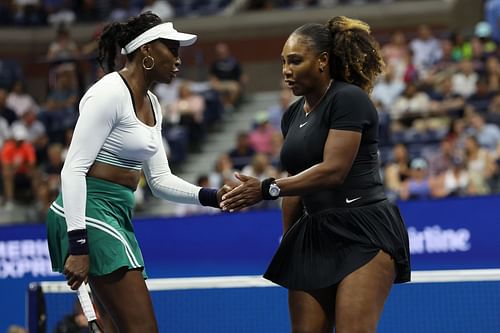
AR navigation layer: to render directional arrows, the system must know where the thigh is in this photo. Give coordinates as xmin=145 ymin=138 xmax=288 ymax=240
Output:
xmin=289 ymin=285 xmax=336 ymax=333
xmin=335 ymin=250 xmax=396 ymax=333
xmin=89 ymin=267 xmax=158 ymax=333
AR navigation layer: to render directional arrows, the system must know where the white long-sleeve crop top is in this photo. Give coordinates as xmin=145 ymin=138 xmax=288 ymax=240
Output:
xmin=61 ymin=72 xmax=202 ymax=231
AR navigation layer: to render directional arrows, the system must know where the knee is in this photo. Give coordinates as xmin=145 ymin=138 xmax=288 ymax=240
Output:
xmin=336 ymin=321 xmax=376 ymax=333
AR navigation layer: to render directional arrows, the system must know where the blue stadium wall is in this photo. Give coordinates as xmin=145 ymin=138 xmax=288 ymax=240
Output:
xmin=1 ymin=195 xmax=500 ymax=332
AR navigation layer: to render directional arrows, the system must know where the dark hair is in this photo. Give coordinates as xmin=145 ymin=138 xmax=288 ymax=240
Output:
xmin=98 ymin=12 xmax=162 ymax=73
xmin=293 ymin=16 xmax=384 ymax=93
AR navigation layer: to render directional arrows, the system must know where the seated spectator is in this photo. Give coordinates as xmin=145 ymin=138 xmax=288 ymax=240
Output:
xmin=472 ymin=21 xmax=497 ymax=61
xmin=45 ymin=0 xmax=76 ymax=26
xmin=427 ymin=138 xmax=458 ymax=177
xmin=1 ymin=125 xmax=37 ymax=209
xmin=0 ymin=58 xmax=23 ymax=90
xmin=248 ymin=112 xmax=277 ymax=155
xmin=486 ymin=92 xmax=500 ymax=126
xmin=484 ymin=55 xmax=500 ymax=91
xmin=174 ymin=174 xmax=220 ymax=217
xmin=46 ymin=24 xmax=79 ymax=63
xmin=468 ymin=112 xmax=500 ymax=151
xmin=141 ymin=0 xmax=174 ymax=21
xmin=241 ymin=153 xmax=278 ymax=181
xmin=433 ymin=156 xmax=470 ymax=198
xmin=267 ymin=87 xmax=294 ymax=130
xmin=381 ymin=30 xmax=410 ymax=82
xmin=209 ymin=42 xmax=246 ymax=111
xmin=409 ymin=24 xmax=443 ymax=77
xmin=384 ymin=143 xmax=411 ymax=200
xmin=6 ymin=80 xmax=39 ymax=118
xmin=466 ymin=76 xmax=497 ymax=112
xmin=452 ymin=59 xmax=479 ymax=98
xmin=208 ymin=153 xmax=238 ymax=188
xmin=0 ymin=116 xmax=10 ymax=149
xmin=391 ymin=81 xmax=431 ymax=131
xmin=36 ymin=142 xmax=64 ymax=218
xmin=166 ymin=81 xmax=206 ymax=146
xmin=12 ymin=109 xmax=48 ymax=164
xmin=53 ymin=299 xmax=92 ymax=333
xmin=464 ymin=135 xmax=497 ymax=194
xmin=0 ymin=87 xmax=18 ymax=125
xmin=228 ymin=131 xmax=255 ymax=171
xmin=39 ymin=63 xmax=79 ymax=142
xmin=11 ymin=0 xmax=46 ymax=25
xmin=429 ymin=76 xmax=465 ymax=118
xmin=399 ymin=157 xmax=436 ymax=200
xmin=372 ymin=64 xmax=405 ymax=113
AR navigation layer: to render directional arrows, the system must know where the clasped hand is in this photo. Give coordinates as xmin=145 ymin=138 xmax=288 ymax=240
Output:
xmin=220 ymin=173 xmax=263 ymax=212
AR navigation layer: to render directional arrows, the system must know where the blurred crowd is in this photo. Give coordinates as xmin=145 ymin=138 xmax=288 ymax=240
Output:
xmin=0 ymin=0 xmax=396 ymax=26
xmin=1 ymin=2 xmax=500 ymax=223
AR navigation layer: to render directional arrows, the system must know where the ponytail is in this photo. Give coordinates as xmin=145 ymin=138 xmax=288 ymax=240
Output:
xmin=326 ymin=16 xmax=384 ymax=93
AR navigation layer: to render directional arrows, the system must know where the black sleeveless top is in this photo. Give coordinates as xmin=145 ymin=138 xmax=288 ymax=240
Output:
xmin=280 ymin=80 xmax=386 ymax=212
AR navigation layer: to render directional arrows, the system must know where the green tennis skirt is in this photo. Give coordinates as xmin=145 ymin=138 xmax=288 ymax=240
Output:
xmin=46 ymin=177 xmax=146 ymax=278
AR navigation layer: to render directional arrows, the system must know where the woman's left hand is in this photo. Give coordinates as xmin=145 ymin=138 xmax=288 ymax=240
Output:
xmin=220 ymin=173 xmax=262 ymax=211
xmin=217 ymin=184 xmax=233 ymax=204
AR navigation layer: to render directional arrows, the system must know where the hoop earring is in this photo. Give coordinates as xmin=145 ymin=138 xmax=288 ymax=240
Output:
xmin=319 ymin=67 xmax=324 ymax=73
xmin=142 ymin=55 xmax=155 ymax=70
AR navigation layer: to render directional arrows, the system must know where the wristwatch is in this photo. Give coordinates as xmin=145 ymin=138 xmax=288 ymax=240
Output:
xmin=269 ymin=182 xmax=281 ymax=198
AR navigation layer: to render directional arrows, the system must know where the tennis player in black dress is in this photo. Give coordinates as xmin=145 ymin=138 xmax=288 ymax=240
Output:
xmin=221 ymin=16 xmax=410 ymax=332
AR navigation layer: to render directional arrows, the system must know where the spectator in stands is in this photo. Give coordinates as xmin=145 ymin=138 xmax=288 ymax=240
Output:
xmin=6 ymin=80 xmax=39 ymax=118
xmin=372 ymin=64 xmax=405 ymax=112
xmin=166 ymin=81 xmax=206 ymax=146
xmin=36 ymin=142 xmax=64 ymax=219
xmin=484 ymin=56 xmax=500 ymax=92
xmin=209 ymin=153 xmax=238 ymax=188
xmin=464 ymin=135 xmax=497 ymax=194
xmin=384 ymin=143 xmax=411 ymax=199
xmin=381 ymin=30 xmax=410 ymax=81
xmin=12 ymin=109 xmax=48 ymax=163
xmin=53 ymin=299 xmax=90 ymax=333
xmin=0 ymin=87 xmax=18 ymax=125
xmin=485 ymin=0 xmax=500 ymax=43
xmin=409 ymin=24 xmax=443 ymax=77
xmin=452 ymin=59 xmax=478 ymax=98
xmin=46 ymin=24 xmax=79 ymax=63
xmin=241 ymin=152 xmax=278 ymax=181
xmin=209 ymin=42 xmax=245 ymax=111
xmin=432 ymin=155 xmax=470 ymax=198
xmin=141 ymin=0 xmax=174 ymax=21
xmin=248 ymin=111 xmax=277 ymax=155
xmin=391 ymin=81 xmax=431 ymax=131
xmin=472 ymin=21 xmax=497 ymax=61
xmin=0 ymin=59 xmax=23 ymax=90
xmin=467 ymin=76 xmax=497 ymax=113
xmin=427 ymin=138 xmax=457 ymax=177
xmin=0 ymin=116 xmax=11 ymax=150
xmin=12 ymin=0 xmax=46 ymax=25
xmin=486 ymin=92 xmax=500 ymax=126
xmin=1 ymin=125 xmax=37 ymax=209
xmin=45 ymin=0 xmax=76 ymax=26
xmin=39 ymin=63 xmax=79 ymax=142
xmin=174 ymin=174 xmax=220 ymax=216
xmin=220 ymin=16 xmax=410 ymax=333
xmin=399 ymin=157 xmax=435 ymax=200
xmin=428 ymin=76 xmax=465 ymax=118
xmin=267 ymin=87 xmax=294 ymax=130
xmin=228 ymin=131 xmax=255 ymax=171
xmin=468 ymin=112 xmax=500 ymax=151
xmin=45 ymin=13 xmax=228 ymax=332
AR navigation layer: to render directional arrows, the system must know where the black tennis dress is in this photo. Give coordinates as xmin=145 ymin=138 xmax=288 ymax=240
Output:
xmin=263 ymin=80 xmax=411 ymax=291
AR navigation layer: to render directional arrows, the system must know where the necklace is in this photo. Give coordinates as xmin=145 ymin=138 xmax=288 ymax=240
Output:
xmin=304 ymin=79 xmax=333 ymax=116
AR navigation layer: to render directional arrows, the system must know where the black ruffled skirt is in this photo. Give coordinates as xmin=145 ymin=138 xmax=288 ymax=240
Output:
xmin=263 ymin=199 xmax=410 ymax=291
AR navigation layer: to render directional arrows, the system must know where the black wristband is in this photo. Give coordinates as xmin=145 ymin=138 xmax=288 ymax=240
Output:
xmin=261 ymin=177 xmax=277 ymax=200
xmin=199 ymin=187 xmax=219 ymax=208
xmin=68 ymin=229 xmax=89 ymax=255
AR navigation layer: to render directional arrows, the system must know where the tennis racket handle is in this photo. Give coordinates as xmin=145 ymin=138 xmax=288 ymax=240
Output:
xmin=77 ymin=284 xmax=97 ymax=322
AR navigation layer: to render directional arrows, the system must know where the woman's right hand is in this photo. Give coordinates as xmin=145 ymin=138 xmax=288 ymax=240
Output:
xmin=63 ymin=255 xmax=90 ymax=290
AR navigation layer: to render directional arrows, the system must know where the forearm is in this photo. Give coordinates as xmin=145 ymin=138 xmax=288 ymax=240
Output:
xmin=275 ymin=162 xmax=347 ymax=197
xmin=281 ymin=196 xmax=303 ymax=234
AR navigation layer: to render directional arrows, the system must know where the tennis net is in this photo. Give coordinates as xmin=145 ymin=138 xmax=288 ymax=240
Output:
xmin=27 ymin=269 xmax=500 ymax=333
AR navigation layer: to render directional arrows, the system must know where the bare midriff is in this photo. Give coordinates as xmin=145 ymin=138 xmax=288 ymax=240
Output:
xmin=87 ymin=161 xmax=141 ymax=191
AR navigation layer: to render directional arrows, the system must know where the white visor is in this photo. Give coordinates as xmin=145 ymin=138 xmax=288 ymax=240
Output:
xmin=121 ymin=22 xmax=197 ymax=55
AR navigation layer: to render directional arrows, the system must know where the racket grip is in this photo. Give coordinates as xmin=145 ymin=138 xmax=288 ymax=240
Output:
xmin=77 ymin=283 xmax=97 ymax=322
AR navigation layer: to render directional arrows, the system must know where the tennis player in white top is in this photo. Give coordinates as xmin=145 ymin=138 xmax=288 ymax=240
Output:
xmin=46 ymin=12 xmax=228 ymax=332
